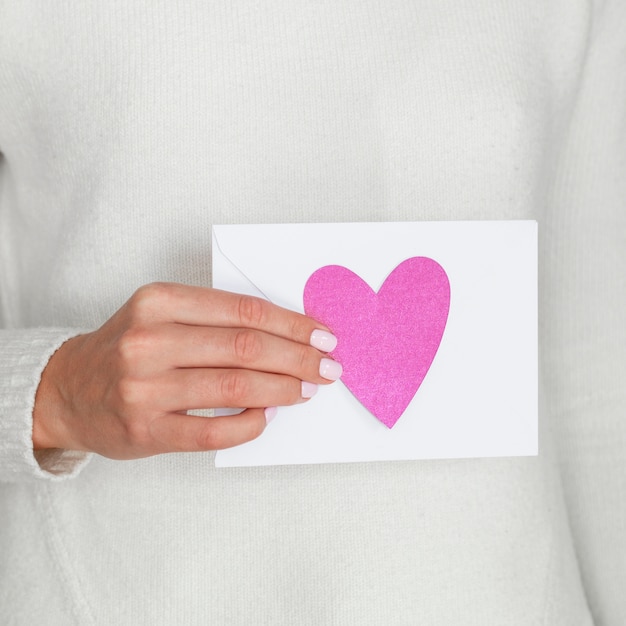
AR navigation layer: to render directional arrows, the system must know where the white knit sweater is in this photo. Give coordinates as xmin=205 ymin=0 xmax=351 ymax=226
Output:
xmin=1 ymin=2 xmax=624 ymax=624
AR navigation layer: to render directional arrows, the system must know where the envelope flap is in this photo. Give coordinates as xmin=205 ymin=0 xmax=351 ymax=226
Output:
xmin=213 ymin=223 xmax=366 ymax=311
xmin=212 ymin=221 xmax=537 ymax=313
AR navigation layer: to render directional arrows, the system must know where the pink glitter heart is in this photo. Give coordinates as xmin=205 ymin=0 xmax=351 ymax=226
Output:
xmin=303 ymin=257 xmax=450 ymax=428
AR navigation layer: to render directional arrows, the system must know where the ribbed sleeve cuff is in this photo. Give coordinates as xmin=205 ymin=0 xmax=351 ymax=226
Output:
xmin=0 ymin=328 xmax=93 ymax=482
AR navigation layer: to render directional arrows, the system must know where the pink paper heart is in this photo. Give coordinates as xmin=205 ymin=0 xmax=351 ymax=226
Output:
xmin=303 ymin=257 xmax=450 ymax=428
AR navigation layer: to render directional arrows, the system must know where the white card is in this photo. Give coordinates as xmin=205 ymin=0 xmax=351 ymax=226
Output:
xmin=212 ymin=221 xmax=537 ymax=467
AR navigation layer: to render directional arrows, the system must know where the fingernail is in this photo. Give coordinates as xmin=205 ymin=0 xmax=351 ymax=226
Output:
xmin=264 ymin=407 xmax=278 ymax=424
xmin=301 ymin=381 xmax=318 ymax=398
xmin=310 ymin=329 xmax=338 ymax=353
xmin=319 ymin=358 xmax=343 ymax=381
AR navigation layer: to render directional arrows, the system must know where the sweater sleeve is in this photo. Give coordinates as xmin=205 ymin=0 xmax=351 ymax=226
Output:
xmin=543 ymin=1 xmax=626 ymax=624
xmin=0 ymin=328 xmax=93 ymax=482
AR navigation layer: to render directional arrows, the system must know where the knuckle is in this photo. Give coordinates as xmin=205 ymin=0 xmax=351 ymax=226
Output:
xmin=123 ymin=417 xmax=150 ymax=448
xmin=236 ymin=295 xmax=266 ymax=328
xmin=128 ymin=282 xmax=172 ymax=321
xmin=289 ymin=316 xmax=310 ymax=344
xmin=219 ymin=370 xmax=250 ymax=404
xmin=116 ymin=327 xmax=153 ymax=368
xmin=296 ymin=344 xmax=310 ymax=373
xmin=104 ymin=375 xmax=153 ymax=449
xmin=233 ymin=329 xmax=263 ymax=364
xmin=112 ymin=380 xmax=153 ymax=446
xmin=115 ymin=376 xmax=146 ymax=409
xmin=195 ymin=423 xmax=220 ymax=451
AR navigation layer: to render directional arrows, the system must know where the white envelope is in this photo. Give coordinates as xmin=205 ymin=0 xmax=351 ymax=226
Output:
xmin=212 ymin=221 xmax=537 ymax=468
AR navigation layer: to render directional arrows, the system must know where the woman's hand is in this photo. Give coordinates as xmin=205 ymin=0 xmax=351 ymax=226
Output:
xmin=32 ymin=282 xmax=340 ymax=459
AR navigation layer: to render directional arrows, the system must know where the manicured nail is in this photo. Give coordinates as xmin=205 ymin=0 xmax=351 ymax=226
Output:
xmin=310 ymin=329 xmax=338 ymax=353
xmin=301 ymin=381 xmax=318 ymax=398
xmin=264 ymin=407 xmax=278 ymax=424
xmin=319 ymin=358 xmax=343 ymax=381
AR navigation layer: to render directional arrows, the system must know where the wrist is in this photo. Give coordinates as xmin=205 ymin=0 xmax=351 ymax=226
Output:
xmin=32 ymin=336 xmax=81 ymax=451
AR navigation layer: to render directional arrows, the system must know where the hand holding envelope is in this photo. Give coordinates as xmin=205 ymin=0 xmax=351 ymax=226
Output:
xmin=212 ymin=221 xmax=538 ymax=468
xmin=33 ymin=281 xmax=343 ymax=458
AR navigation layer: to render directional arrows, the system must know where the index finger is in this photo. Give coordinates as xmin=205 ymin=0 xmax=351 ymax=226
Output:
xmin=129 ymin=282 xmax=337 ymax=349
